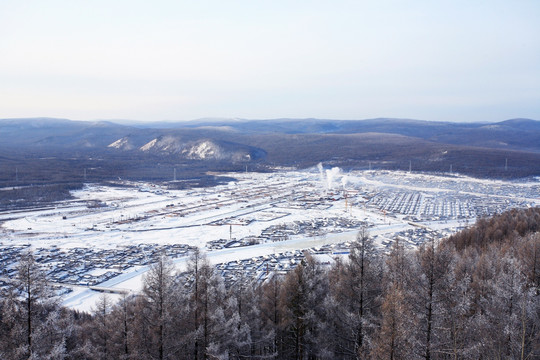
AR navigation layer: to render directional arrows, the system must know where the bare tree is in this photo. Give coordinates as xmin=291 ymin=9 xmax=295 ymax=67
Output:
xmin=410 ymin=237 xmax=453 ymax=360
xmin=348 ymin=228 xmax=382 ymax=357
xmin=322 ymin=228 xmax=382 ymax=359
xmin=92 ymin=293 xmax=112 ymax=360
xmin=372 ymin=285 xmax=412 ymax=360
xmin=260 ymin=275 xmax=283 ymax=358
xmin=14 ymin=252 xmax=59 ymax=358
xmin=141 ymin=254 xmax=178 ymax=360
xmin=109 ymin=293 xmax=136 ymax=360
xmin=184 ymin=248 xmax=225 ymax=360
xmin=279 ymin=255 xmax=328 ymax=359
xmin=372 ymin=239 xmax=415 ymax=359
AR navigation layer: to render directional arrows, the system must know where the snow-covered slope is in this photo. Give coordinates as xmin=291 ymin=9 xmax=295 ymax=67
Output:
xmin=140 ymin=136 xmax=183 ymax=153
xmin=134 ymin=135 xmax=260 ymax=161
xmin=108 ymin=137 xmax=135 ymax=150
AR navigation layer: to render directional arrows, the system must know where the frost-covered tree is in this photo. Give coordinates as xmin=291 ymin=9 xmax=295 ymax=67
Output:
xmin=434 ymin=250 xmax=475 ymax=359
xmin=227 ymin=277 xmax=275 ymax=359
xmin=475 ymin=252 xmax=530 ymax=359
xmin=260 ymin=275 xmax=283 ymax=358
xmin=12 ymin=252 xmax=63 ymax=359
xmin=322 ymin=228 xmax=382 ymax=359
xmin=182 ymin=248 xmax=228 ymax=360
xmin=372 ymin=285 xmax=411 ymax=360
xmin=107 ymin=293 xmax=137 ymax=359
xmin=279 ymin=254 xmax=328 ymax=359
xmin=140 ymin=254 xmax=178 ymax=360
xmin=0 ymin=286 xmax=20 ymax=358
xmin=372 ymin=239 xmax=415 ymax=360
xmin=91 ymin=294 xmax=113 ymax=360
xmin=409 ymin=237 xmax=453 ymax=359
xmin=519 ymin=233 xmax=540 ymax=295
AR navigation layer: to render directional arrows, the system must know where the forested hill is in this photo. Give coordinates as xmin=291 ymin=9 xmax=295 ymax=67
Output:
xmin=3 ymin=118 xmax=540 ymax=184
xmin=1 ymin=207 xmax=539 ymax=359
xmin=448 ymin=207 xmax=540 ymax=250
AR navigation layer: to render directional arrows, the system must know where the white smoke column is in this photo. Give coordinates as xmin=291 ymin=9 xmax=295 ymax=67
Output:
xmin=317 ymin=163 xmax=326 ymax=190
xmin=326 ymin=167 xmax=341 ymax=189
xmin=341 ymin=174 xmax=349 ymax=189
xmin=317 ymin=162 xmax=324 ymax=177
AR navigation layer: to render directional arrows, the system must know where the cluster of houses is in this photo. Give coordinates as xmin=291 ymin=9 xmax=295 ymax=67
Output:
xmin=206 ymin=243 xmax=350 ymax=287
xmin=206 ymin=217 xmax=364 ymax=251
xmin=361 ymin=172 xmax=539 ymax=221
xmin=260 ymin=217 xmax=363 ymax=241
xmin=0 ymin=244 xmax=31 ymax=279
xmin=1 ymin=240 xmax=353 ymax=292
xmin=378 ymin=227 xmax=447 ymax=249
xmin=365 ymin=189 xmax=532 ymax=222
xmin=0 ymin=243 xmax=196 ymax=288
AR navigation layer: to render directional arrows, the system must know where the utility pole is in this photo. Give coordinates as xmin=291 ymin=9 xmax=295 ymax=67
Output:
xmin=15 ymin=167 xmax=18 ymax=182
xmin=505 ymin=158 xmax=508 ymax=171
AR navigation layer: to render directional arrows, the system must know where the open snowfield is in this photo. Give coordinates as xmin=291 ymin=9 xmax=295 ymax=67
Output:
xmin=1 ymin=168 xmax=539 ymax=311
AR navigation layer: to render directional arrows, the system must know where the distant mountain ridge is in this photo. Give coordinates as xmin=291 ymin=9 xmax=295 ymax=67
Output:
xmin=2 ymin=117 xmax=539 ymax=153
xmin=2 ymin=117 xmax=540 ymax=180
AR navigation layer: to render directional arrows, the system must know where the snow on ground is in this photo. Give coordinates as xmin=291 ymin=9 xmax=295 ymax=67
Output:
xmin=62 ymin=229 xmax=365 ymax=312
xmin=1 ymin=168 xmax=539 ymax=312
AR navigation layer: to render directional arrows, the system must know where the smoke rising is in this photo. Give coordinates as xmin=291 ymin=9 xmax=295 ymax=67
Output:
xmin=341 ymin=175 xmax=349 ymax=189
xmin=326 ymin=167 xmax=341 ymax=189
xmin=316 ymin=163 xmax=347 ymax=191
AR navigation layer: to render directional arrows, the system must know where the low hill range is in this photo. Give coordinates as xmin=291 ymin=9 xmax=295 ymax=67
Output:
xmin=2 ymin=117 xmax=540 ymax=153
xmin=1 ymin=117 xmax=540 ymax=181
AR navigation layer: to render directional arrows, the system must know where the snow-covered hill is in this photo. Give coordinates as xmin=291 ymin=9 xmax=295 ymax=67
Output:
xmin=121 ymin=135 xmax=262 ymax=161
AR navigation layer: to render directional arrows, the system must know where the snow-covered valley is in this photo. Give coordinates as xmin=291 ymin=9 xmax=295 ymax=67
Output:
xmin=1 ymin=168 xmax=539 ymax=311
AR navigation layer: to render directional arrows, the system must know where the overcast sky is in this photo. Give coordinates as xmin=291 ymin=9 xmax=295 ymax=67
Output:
xmin=1 ymin=0 xmax=539 ymax=122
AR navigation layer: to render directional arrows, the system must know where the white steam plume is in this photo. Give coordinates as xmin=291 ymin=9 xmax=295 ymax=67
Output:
xmin=317 ymin=163 xmax=325 ymax=190
xmin=341 ymin=174 xmax=349 ymax=189
xmin=326 ymin=167 xmax=341 ymax=189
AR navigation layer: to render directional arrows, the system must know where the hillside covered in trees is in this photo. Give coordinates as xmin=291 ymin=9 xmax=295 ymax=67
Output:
xmin=1 ymin=208 xmax=539 ymax=359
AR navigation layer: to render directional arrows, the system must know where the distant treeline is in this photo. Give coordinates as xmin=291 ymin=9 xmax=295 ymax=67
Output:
xmin=1 ymin=207 xmax=539 ymax=359
xmin=0 ymin=183 xmax=82 ymax=209
xmin=0 ymin=151 xmax=251 ymax=186
xmin=248 ymin=133 xmax=540 ymax=179
xmin=0 ymin=149 xmax=252 ymax=208
xmin=3 ymin=127 xmax=540 ymax=198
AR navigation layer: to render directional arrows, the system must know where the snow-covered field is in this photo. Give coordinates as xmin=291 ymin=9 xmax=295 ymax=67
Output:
xmin=1 ymin=168 xmax=539 ymax=311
